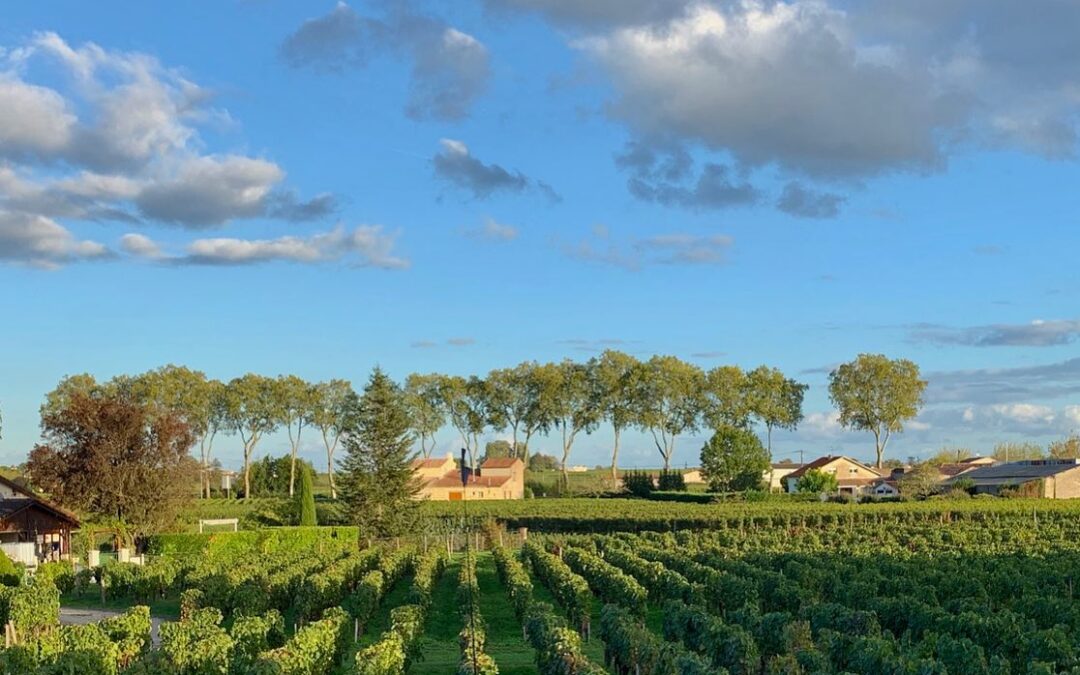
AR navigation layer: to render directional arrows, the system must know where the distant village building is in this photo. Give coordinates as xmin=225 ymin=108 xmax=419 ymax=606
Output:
xmin=766 ymin=461 xmax=803 ymax=492
xmin=945 ymin=459 xmax=1080 ymax=498
xmin=0 ymin=475 xmax=80 ymax=565
xmin=785 ymin=455 xmax=884 ymax=496
xmin=682 ymin=462 xmax=803 ymax=491
xmin=936 ymin=456 xmax=995 ymax=482
xmin=869 ymin=472 xmax=901 ymax=497
xmin=411 ymin=454 xmax=525 ymax=500
xmin=682 ymin=470 xmax=704 ymax=485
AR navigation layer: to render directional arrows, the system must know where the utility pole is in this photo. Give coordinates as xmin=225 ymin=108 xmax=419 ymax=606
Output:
xmin=460 ymin=448 xmax=479 ymax=675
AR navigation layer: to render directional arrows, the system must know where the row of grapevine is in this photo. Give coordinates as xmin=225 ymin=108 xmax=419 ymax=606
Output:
xmin=421 ymin=496 xmax=1080 ymax=536
xmin=521 ymin=540 xmax=592 ymax=635
xmin=351 ymin=546 xmax=449 ymax=674
xmin=581 ymin=531 xmax=1080 ymax=674
xmin=594 ymin=543 xmax=696 ymax=605
xmin=598 ymin=604 xmax=712 ymax=675
xmin=0 ymin=602 xmax=150 ymax=675
xmin=343 ymin=547 xmax=414 ymax=633
xmin=456 ymin=552 xmax=498 ymax=674
xmin=297 ymin=548 xmax=384 ymax=621
xmin=490 ymin=543 xmax=606 ymax=675
xmin=251 ymin=607 xmax=351 ymax=674
xmin=560 ymin=546 xmax=648 ymax=618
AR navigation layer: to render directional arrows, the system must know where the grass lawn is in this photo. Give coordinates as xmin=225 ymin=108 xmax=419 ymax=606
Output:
xmin=409 ymin=552 xmax=543 ymax=674
xmin=61 ymin=591 xmax=181 ymax=621
xmin=409 ymin=557 xmax=462 ymax=674
xmin=474 ymin=552 xmax=539 ymax=675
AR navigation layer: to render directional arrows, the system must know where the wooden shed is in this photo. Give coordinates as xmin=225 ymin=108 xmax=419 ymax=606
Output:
xmin=0 ymin=475 xmax=80 ymax=564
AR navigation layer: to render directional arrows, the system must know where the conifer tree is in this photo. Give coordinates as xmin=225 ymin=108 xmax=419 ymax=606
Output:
xmin=297 ymin=464 xmax=317 ymax=526
xmin=338 ymin=367 xmax=419 ymax=538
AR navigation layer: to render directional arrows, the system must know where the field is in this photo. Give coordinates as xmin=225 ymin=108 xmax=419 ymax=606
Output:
xmin=6 ymin=499 xmax=1080 ymax=673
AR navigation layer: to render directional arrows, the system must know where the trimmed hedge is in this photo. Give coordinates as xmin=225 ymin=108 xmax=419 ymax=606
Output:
xmin=146 ymin=526 xmax=359 ymax=559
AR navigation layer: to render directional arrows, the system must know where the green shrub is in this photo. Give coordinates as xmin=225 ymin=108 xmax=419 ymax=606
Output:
xmin=657 ymin=470 xmax=687 ymax=492
xmin=159 ymin=607 xmax=234 ymax=674
xmin=353 ymin=633 xmax=406 ymax=675
xmin=297 ymin=466 xmax=318 ymax=527
xmin=230 ymin=610 xmax=286 ymax=674
xmin=42 ymin=623 xmax=123 ymax=675
xmin=36 ymin=561 xmax=75 ymax=594
xmin=99 ymin=605 xmax=152 ymax=666
xmin=0 ymin=549 xmax=20 ymax=586
xmin=250 ymin=606 xmax=350 ymax=675
xmin=623 ymin=471 xmax=655 ymax=498
xmin=797 ymin=469 xmax=839 ymax=494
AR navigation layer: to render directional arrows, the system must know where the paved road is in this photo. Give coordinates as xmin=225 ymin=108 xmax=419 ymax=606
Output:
xmin=59 ymin=607 xmax=165 ymax=646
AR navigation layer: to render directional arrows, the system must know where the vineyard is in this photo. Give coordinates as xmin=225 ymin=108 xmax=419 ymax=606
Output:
xmin=4 ymin=502 xmax=1080 ymax=673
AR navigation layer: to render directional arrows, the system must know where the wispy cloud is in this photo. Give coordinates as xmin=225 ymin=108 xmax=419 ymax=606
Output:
xmin=411 ymin=337 xmax=476 ymax=348
xmin=434 ymin=139 xmax=559 ymax=202
xmin=558 ymin=338 xmax=635 ymax=352
xmin=910 ymin=319 xmax=1080 ymax=347
xmin=466 ymin=217 xmax=518 ymax=241
xmin=562 ymin=224 xmax=734 ymax=270
xmin=123 ymin=225 xmax=408 ymax=269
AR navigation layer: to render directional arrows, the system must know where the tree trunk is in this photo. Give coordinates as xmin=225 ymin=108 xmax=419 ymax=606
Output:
xmin=243 ymin=436 xmax=256 ymax=499
xmin=766 ymin=424 xmax=773 ymax=456
xmin=322 ymin=428 xmax=338 ymax=499
xmin=560 ymin=425 xmax=575 ymax=494
xmin=610 ymin=428 xmax=621 ymax=488
xmin=288 ymin=421 xmax=303 ymax=497
xmin=521 ymin=430 xmax=533 ymax=468
xmin=873 ymin=428 xmax=884 ymax=469
xmin=199 ymin=431 xmax=217 ymax=499
xmin=327 ymin=446 xmax=336 ymax=499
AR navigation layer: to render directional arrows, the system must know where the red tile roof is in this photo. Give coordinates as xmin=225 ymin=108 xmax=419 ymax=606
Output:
xmin=481 ymin=457 xmax=522 ymax=469
xmin=412 ymin=457 xmax=453 ymax=469
xmin=787 ymin=455 xmax=883 ymax=480
xmin=427 ymin=473 xmax=512 ymax=489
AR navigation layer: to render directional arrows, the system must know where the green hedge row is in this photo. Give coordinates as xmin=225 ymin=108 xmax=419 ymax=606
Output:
xmin=146 ymin=526 xmax=360 ymax=559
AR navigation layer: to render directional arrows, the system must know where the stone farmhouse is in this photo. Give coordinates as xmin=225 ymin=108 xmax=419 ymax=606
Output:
xmin=411 ymin=454 xmax=526 ymax=501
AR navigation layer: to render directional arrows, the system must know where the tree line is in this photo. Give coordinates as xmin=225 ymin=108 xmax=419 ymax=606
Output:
xmin=34 ymin=368 xmax=353 ymax=500
xmin=27 ymin=351 xmax=933 ymax=511
xmin=26 ymin=355 xmax=807 ymax=495
xmin=405 ymin=353 xmax=808 ymax=487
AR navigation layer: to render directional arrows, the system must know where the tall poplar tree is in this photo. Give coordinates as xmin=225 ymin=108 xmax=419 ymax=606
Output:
xmin=310 ymin=379 xmax=353 ymax=499
xmin=338 ymin=368 xmax=418 ymax=538
xmin=594 ymin=350 xmax=640 ymax=486
xmin=746 ymin=366 xmax=807 ymax=455
xmin=828 ymin=354 xmax=926 ymax=469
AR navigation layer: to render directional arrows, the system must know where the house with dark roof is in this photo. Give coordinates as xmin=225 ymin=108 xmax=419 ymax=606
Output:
xmin=936 ymin=456 xmax=996 ymax=481
xmin=945 ymin=459 xmax=1080 ymax=498
xmin=410 ymin=453 xmax=525 ymax=500
xmin=785 ymin=455 xmax=884 ymax=495
xmin=0 ymin=475 xmax=80 ymax=565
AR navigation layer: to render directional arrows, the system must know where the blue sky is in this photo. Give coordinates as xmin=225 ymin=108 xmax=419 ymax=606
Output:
xmin=1 ymin=1 xmax=1079 ymax=472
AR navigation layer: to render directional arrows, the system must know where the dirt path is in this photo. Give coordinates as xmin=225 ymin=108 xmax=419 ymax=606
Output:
xmin=59 ymin=607 xmax=166 ymax=647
